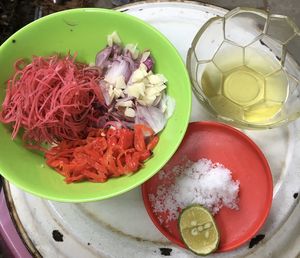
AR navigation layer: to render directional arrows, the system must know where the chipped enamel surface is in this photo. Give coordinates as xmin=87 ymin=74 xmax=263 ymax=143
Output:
xmin=4 ymin=2 xmax=300 ymax=257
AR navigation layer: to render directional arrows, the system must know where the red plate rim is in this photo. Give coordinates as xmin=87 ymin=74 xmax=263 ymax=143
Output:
xmin=141 ymin=121 xmax=273 ymax=252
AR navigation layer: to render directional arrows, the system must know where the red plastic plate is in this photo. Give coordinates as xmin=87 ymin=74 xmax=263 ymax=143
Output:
xmin=142 ymin=121 xmax=273 ymax=252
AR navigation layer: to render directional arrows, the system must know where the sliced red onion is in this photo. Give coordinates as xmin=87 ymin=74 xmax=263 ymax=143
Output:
xmin=123 ymin=49 xmax=133 ymax=59
xmin=95 ymin=47 xmax=112 ymax=68
xmin=135 ymin=105 xmax=166 ymax=134
xmin=143 ymin=56 xmax=154 ymax=71
xmin=159 ymin=94 xmax=176 ymax=119
xmin=112 ymin=44 xmax=122 ymax=59
xmin=99 ymin=81 xmax=112 ymax=106
xmin=121 ymin=120 xmax=135 ymax=129
xmin=94 ymin=39 xmax=174 ymax=134
xmin=97 ymin=116 xmax=108 ymax=128
xmin=152 ymin=95 xmax=162 ymax=107
xmin=104 ymin=60 xmax=131 ymax=84
xmin=140 ymin=51 xmax=151 ymax=63
xmin=123 ymin=55 xmax=139 ymax=74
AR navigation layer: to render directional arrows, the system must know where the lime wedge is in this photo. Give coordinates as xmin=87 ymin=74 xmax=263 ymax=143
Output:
xmin=179 ymin=205 xmax=220 ymax=255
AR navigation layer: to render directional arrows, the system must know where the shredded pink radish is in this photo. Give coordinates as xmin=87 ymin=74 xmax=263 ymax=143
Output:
xmin=0 ymin=54 xmax=105 ymax=146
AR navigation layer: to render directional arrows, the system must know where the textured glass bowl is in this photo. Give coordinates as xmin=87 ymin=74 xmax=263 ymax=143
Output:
xmin=187 ymin=7 xmax=300 ymax=129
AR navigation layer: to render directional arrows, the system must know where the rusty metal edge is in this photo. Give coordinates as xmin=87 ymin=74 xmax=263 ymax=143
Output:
xmin=3 ymin=180 xmax=42 ymax=258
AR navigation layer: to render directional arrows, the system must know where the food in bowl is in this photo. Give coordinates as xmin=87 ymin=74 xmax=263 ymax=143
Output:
xmin=0 ymin=32 xmax=175 ymax=183
xmin=45 ymin=125 xmax=159 ymax=183
xmin=0 ymin=8 xmax=191 ymax=202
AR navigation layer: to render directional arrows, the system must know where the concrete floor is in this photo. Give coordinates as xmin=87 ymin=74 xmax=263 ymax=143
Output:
xmin=95 ymin=0 xmax=300 ymax=27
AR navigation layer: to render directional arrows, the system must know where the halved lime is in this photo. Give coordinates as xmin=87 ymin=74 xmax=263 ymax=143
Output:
xmin=178 ymin=205 xmax=220 ymax=255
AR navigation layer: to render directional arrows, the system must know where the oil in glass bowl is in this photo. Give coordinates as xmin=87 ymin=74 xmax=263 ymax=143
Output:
xmin=187 ymin=7 xmax=300 ymax=129
xmin=201 ymin=47 xmax=288 ymax=124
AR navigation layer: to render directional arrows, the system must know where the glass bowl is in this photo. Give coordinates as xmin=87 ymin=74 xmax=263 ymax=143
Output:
xmin=187 ymin=7 xmax=300 ymax=129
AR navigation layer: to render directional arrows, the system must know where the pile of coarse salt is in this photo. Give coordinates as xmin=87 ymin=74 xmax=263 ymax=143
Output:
xmin=149 ymin=158 xmax=240 ymax=223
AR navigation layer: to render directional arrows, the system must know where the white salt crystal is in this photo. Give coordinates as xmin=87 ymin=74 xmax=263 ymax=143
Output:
xmin=150 ymin=158 xmax=240 ymax=222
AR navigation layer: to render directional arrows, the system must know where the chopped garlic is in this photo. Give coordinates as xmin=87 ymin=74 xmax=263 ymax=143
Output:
xmin=142 ymin=78 xmax=149 ymax=85
xmin=107 ymin=31 xmax=121 ymax=47
xmin=148 ymin=74 xmax=168 ymax=85
xmin=130 ymin=65 xmax=148 ymax=83
xmin=137 ymin=94 xmax=156 ymax=106
xmin=125 ymin=107 xmax=136 ymax=117
xmin=124 ymin=44 xmax=139 ymax=60
xmin=126 ymin=82 xmax=145 ymax=98
xmin=108 ymin=84 xmax=114 ymax=99
xmin=115 ymin=76 xmax=126 ymax=89
xmin=113 ymin=88 xmax=124 ymax=98
xmin=124 ymin=63 xmax=168 ymax=107
xmin=116 ymin=100 xmax=133 ymax=108
xmin=145 ymin=85 xmax=167 ymax=96
xmin=140 ymin=63 xmax=148 ymax=72
xmin=99 ymin=40 xmax=169 ymax=111
xmin=160 ymin=100 xmax=167 ymax=113
xmin=140 ymin=51 xmax=151 ymax=63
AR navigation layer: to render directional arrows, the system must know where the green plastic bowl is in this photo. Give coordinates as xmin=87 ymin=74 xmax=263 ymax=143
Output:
xmin=0 ymin=8 xmax=191 ymax=202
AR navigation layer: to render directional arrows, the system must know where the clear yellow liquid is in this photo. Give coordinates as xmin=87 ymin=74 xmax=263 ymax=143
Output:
xmin=201 ymin=49 xmax=289 ymax=124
